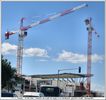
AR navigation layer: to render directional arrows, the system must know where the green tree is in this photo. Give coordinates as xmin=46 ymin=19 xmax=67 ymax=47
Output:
xmin=1 ymin=55 xmax=16 ymax=91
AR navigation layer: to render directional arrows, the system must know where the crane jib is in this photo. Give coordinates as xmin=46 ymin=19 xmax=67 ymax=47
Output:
xmin=5 ymin=4 xmax=88 ymax=32
xmin=60 ymin=8 xmax=74 ymax=16
xmin=39 ymin=18 xmax=50 ymax=24
xmin=25 ymin=3 xmax=88 ymax=30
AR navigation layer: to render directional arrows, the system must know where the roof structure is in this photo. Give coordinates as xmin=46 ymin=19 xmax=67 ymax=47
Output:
xmin=27 ymin=73 xmax=93 ymax=79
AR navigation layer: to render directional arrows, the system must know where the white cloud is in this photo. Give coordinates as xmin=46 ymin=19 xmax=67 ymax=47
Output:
xmin=24 ymin=48 xmax=49 ymax=57
xmin=56 ymin=50 xmax=103 ymax=63
xmin=2 ymin=42 xmax=17 ymax=55
xmin=92 ymin=54 xmax=103 ymax=63
xmin=2 ymin=42 xmax=49 ymax=58
xmin=2 ymin=43 xmax=103 ymax=63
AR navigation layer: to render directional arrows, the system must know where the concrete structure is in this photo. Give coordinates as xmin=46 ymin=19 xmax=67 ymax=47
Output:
xmin=22 ymin=73 xmax=92 ymax=97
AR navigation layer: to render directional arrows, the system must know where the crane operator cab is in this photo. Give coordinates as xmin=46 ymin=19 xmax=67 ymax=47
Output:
xmin=19 ymin=31 xmax=27 ymax=38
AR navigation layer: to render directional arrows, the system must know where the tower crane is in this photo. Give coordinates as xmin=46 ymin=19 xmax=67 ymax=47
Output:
xmin=5 ymin=3 xmax=88 ymax=76
xmin=85 ymin=18 xmax=99 ymax=96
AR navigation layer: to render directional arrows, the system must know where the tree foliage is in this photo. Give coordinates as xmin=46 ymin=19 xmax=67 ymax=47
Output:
xmin=1 ymin=55 xmax=16 ymax=89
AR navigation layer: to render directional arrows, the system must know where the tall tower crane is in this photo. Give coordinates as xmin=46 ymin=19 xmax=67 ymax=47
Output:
xmin=5 ymin=3 xmax=87 ymax=76
xmin=85 ymin=18 xmax=99 ymax=96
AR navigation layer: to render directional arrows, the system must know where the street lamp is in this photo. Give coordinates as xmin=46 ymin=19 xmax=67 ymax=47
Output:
xmin=57 ymin=66 xmax=81 ymax=87
xmin=57 ymin=66 xmax=81 ymax=96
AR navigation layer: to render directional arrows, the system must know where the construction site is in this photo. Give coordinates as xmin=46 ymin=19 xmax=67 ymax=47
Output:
xmin=2 ymin=2 xmax=105 ymax=97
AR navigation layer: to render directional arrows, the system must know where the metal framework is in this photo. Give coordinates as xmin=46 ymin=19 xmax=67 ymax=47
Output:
xmin=85 ymin=18 xmax=99 ymax=96
xmin=16 ymin=18 xmax=25 ymax=76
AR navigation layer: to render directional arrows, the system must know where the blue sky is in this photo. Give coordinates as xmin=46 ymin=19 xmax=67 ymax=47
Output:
xmin=1 ymin=1 xmax=105 ymax=92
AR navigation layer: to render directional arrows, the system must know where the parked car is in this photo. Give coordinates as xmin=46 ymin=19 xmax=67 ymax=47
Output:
xmin=1 ymin=92 xmax=17 ymax=97
xmin=23 ymin=92 xmax=44 ymax=97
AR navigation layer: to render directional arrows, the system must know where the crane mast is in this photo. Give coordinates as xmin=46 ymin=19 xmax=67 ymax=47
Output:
xmin=85 ymin=18 xmax=99 ymax=96
xmin=5 ymin=4 xmax=88 ymax=76
xmin=16 ymin=18 xmax=25 ymax=76
xmin=85 ymin=18 xmax=92 ymax=96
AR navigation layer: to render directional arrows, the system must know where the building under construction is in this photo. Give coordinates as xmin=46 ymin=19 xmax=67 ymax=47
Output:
xmin=16 ymin=72 xmax=103 ymax=97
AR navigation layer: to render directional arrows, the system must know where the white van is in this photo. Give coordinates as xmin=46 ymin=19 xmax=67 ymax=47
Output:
xmin=23 ymin=92 xmax=44 ymax=97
